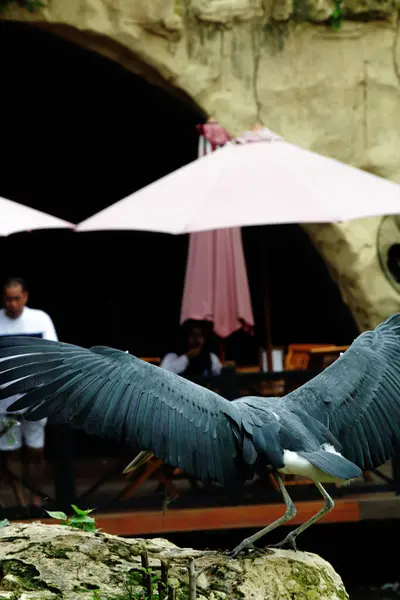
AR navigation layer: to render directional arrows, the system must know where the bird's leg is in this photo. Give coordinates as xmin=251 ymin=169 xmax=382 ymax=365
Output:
xmin=270 ymin=482 xmax=334 ymax=550
xmin=228 ymin=473 xmax=296 ymax=558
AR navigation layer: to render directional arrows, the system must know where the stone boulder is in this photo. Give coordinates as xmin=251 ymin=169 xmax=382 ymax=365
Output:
xmin=0 ymin=522 xmax=349 ymax=599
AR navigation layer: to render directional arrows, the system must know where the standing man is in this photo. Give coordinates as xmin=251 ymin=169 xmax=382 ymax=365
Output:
xmin=0 ymin=277 xmax=58 ymax=504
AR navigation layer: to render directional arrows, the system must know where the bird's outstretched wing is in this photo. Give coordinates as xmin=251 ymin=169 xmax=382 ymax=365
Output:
xmin=283 ymin=313 xmax=400 ymax=470
xmin=0 ymin=337 xmax=249 ymax=486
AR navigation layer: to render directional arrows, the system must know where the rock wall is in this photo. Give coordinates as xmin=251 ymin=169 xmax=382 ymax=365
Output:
xmin=3 ymin=0 xmax=400 ymax=331
xmin=0 ymin=522 xmax=349 ymax=599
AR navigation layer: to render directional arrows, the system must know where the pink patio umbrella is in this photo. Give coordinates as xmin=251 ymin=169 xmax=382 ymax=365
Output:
xmin=180 ymin=122 xmax=255 ymax=343
xmin=180 ymin=226 xmax=255 ymax=340
xmin=1 ymin=195 xmax=73 ymax=236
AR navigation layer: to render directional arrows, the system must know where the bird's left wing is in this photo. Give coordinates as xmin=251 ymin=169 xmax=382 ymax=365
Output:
xmin=0 ymin=337 xmax=247 ymax=485
xmin=282 ymin=314 xmax=400 ymax=470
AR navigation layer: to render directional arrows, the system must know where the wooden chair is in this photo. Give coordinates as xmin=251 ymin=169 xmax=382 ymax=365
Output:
xmin=307 ymin=346 xmax=349 ymax=370
xmin=118 ymin=459 xmax=181 ymax=501
xmin=139 ymin=357 xmax=161 ymax=366
xmin=285 ymin=343 xmax=336 ymax=371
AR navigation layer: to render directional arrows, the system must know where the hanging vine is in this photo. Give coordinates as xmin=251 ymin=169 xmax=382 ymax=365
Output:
xmin=0 ymin=0 xmax=44 ymax=13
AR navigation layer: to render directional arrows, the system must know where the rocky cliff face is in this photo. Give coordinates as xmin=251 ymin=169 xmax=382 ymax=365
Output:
xmin=3 ymin=0 xmax=400 ymax=331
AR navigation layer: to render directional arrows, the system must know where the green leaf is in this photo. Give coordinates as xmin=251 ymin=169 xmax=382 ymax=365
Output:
xmin=69 ymin=515 xmax=96 ymax=524
xmin=46 ymin=511 xmax=68 ymax=521
xmin=0 ymin=519 xmax=9 ymax=528
xmin=71 ymin=504 xmax=95 ymax=516
xmin=69 ymin=520 xmax=97 ymax=532
xmin=82 ymin=524 xmax=98 ymax=532
xmin=68 ymin=514 xmax=98 ymax=532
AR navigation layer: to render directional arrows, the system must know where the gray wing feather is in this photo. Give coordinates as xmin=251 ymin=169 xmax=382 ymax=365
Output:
xmin=284 ymin=313 xmax=400 ymax=470
xmin=0 ymin=337 xmax=248 ymax=486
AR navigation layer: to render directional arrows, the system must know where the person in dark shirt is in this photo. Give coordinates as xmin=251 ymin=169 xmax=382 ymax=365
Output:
xmin=161 ymin=320 xmax=222 ymax=377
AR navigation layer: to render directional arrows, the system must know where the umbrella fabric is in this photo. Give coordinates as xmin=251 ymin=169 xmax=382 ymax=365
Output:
xmin=1 ymin=195 xmax=73 ymax=236
xmin=76 ymin=127 xmax=400 ymax=235
xmin=180 ymin=227 xmax=254 ymax=338
xmin=180 ymin=124 xmax=254 ymax=338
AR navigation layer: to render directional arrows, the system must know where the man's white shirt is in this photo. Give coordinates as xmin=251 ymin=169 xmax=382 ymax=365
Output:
xmin=0 ymin=306 xmax=58 ymax=413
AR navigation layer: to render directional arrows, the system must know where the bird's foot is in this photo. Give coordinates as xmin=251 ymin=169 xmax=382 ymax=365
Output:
xmin=227 ymin=539 xmax=257 ymax=559
xmin=268 ymin=533 xmax=298 ymax=551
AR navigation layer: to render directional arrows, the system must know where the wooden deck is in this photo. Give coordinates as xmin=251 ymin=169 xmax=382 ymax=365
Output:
xmin=15 ymin=491 xmax=400 ymax=537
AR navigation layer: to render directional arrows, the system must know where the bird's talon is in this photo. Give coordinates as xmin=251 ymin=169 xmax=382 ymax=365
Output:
xmin=268 ymin=535 xmax=297 ymax=551
xmin=227 ymin=542 xmax=256 ymax=558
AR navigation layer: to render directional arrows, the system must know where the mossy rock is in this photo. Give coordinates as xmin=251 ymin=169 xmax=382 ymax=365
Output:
xmin=0 ymin=522 xmax=349 ymax=599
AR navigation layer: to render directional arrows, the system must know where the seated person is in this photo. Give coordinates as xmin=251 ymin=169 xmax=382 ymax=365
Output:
xmin=224 ymin=318 xmax=258 ymax=367
xmin=161 ymin=320 xmax=222 ymax=377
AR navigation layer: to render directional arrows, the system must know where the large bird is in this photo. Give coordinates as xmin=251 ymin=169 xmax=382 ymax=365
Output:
xmin=0 ymin=314 xmax=399 ymax=557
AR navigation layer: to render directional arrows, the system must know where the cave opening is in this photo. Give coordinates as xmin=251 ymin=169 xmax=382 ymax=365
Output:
xmin=0 ymin=21 xmax=358 ymax=363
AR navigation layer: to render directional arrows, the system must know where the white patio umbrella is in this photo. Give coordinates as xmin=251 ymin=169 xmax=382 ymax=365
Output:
xmin=76 ymin=127 xmax=400 ymax=371
xmin=1 ymin=195 xmax=74 ymax=236
xmin=77 ymin=128 xmax=400 ymax=235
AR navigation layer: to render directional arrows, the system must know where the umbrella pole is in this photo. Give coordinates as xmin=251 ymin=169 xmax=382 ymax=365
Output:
xmin=263 ymin=282 xmax=274 ymax=373
xmin=260 ymin=238 xmax=274 ymax=373
xmin=219 ymin=339 xmax=225 ymax=363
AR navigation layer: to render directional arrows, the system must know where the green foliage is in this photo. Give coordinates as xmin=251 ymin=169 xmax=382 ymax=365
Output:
xmin=45 ymin=507 xmax=170 ymax=598
xmin=91 ymin=567 xmax=165 ymax=600
xmin=0 ymin=0 xmax=45 ymax=13
xmin=46 ymin=504 xmax=99 ymax=533
xmin=45 ymin=508 xmax=170 ymax=598
xmin=329 ymin=0 xmax=345 ymax=30
xmin=264 ymin=0 xmax=345 ymax=54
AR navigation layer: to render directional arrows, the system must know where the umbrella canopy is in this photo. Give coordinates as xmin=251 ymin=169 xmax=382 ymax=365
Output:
xmin=1 ymin=195 xmax=73 ymax=236
xmin=180 ymin=227 xmax=254 ymax=339
xmin=180 ymin=122 xmax=254 ymax=338
xmin=77 ymin=128 xmax=400 ymax=235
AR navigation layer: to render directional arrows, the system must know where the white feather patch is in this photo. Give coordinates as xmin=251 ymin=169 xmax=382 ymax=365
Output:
xmin=278 ymin=447 xmax=346 ymax=484
xmin=322 ymin=443 xmax=342 ymax=456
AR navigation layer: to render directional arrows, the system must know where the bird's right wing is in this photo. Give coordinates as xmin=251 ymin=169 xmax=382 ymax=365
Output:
xmin=282 ymin=314 xmax=400 ymax=470
xmin=0 ymin=337 xmax=248 ymax=485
